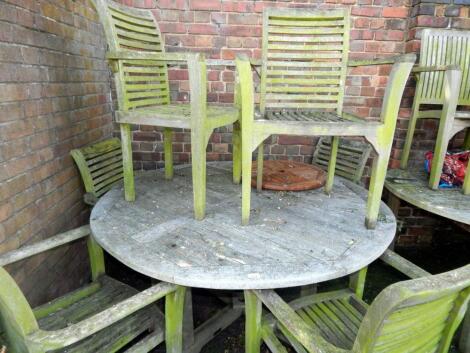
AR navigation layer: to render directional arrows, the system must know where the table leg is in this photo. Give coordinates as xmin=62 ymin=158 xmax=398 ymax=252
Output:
xmin=166 ymin=286 xmax=187 ymax=353
xmin=245 ymin=290 xmax=262 ymax=353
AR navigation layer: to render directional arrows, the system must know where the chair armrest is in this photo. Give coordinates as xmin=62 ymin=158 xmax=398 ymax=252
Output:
xmin=411 ymin=64 xmax=460 ymax=73
xmin=253 ymin=290 xmax=347 ymax=353
xmin=0 ymin=225 xmax=90 ymax=266
xmin=106 ymin=50 xmax=195 ymax=63
xmin=26 ymin=282 xmax=178 ymax=351
xmin=348 ymin=54 xmax=416 ymax=67
xmin=380 ymin=249 xmax=431 ymax=279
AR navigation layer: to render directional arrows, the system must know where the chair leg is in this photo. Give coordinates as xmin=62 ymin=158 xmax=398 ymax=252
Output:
xmin=400 ymin=103 xmax=420 ymax=170
xmin=325 ymin=136 xmax=339 ymax=194
xmin=233 ymin=122 xmax=242 ymax=184
xmin=120 ymin=123 xmax=135 ymax=202
xmin=242 ymin=136 xmax=252 ymax=225
xmin=244 ymin=290 xmax=262 ymax=353
xmin=365 ymin=152 xmax=389 ymax=229
xmin=463 ymin=159 xmax=470 ymax=195
xmin=166 ymin=286 xmax=187 ymax=353
xmin=164 ymin=128 xmax=174 ymax=180
xmin=428 ymin=130 xmax=450 ymax=191
xmin=464 ymin=128 xmax=470 ymax=150
xmin=191 ymin=130 xmax=207 ymax=221
xmin=256 ymin=143 xmax=264 ymax=192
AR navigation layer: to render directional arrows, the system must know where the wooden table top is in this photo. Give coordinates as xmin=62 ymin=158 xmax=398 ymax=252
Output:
xmin=385 ymin=168 xmax=470 ymax=225
xmin=90 ymin=163 xmax=396 ymax=290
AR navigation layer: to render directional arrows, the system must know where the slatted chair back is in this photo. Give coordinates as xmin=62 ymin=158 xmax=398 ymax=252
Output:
xmin=260 ymin=8 xmax=350 ymax=115
xmin=416 ymin=29 xmax=470 ymax=106
xmin=354 ymin=264 xmax=470 ymax=353
xmin=91 ymin=0 xmax=170 ymax=110
xmin=313 ymin=137 xmax=372 ymax=183
xmin=71 ymin=138 xmax=124 ymax=205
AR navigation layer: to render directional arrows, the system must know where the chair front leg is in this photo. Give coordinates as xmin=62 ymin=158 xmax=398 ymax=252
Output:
xmin=325 ymin=136 xmax=339 ymax=194
xmin=245 ymin=290 xmax=262 ymax=353
xmin=120 ymin=123 xmax=135 ymax=202
xmin=233 ymin=122 xmax=242 ymax=184
xmin=191 ymin=129 xmax=207 ymax=221
xmin=166 ymin=286 xmax=187 ymax=353
xmin=365 ymin=151 xmax=389 ymax=229
xmin=256 ymin=143 xmax=264 ymax=191
xmin=164 ymin=128 xmax=174 ymax=180
xmin=242 ymin=137 xmax=253 ymax=225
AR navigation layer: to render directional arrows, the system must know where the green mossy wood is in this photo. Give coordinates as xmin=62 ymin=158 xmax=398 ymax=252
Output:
xmin=0 ymin=226 xmax=185 ymax=353
xmin=312 ymin=137 xmax=372 ymax=184
xmin=247 ymin=250 xmax=470 ymax=353
xmin=71 ymin=138 xmax=124 ymax=206
xmin=91 ymin=0 xmax=239 ymax=220
xmin=235 ymin=8 xmax=416 ymax=229
xmin=400 ymin=29 xmax=470 ymax=194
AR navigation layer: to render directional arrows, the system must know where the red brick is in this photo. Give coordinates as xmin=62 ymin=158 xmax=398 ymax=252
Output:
xmin=278 ymin=135 xmax=315 ymax=145
xmin=351 ymin=7 xmax=382 ymax=17
xmin=188 ymin=23 xmax=217 ymax=35
xmin=382 ymin=7 xmax=408 ymax=18
xmin=220 ymin=25 xmax=261 ymax=37
xmin=228 ymin=13 xmax=259 ymax=25
xmin=190 ymin=0 xmax=221 ymax=11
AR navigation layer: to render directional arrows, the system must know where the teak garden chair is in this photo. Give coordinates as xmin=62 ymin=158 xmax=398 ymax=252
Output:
xmin=91 ymin=0 xmax=239 ymax=220
xmin=71 ymin=138 xmax=123 ymax=206
xmin=244 ymin=250 xmax=470 ymax=353
xmin=312 ymin=137 xmax=372 ymax=184
xmin=235 ymin=7 xmax=416 ymax=228
xmin=0 ymin=225 xmax=186 ymax=353
xmin=400 ymin=29 xmax=470 ymax=194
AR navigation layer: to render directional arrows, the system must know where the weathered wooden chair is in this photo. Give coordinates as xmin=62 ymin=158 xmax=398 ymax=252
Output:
xmin=312 ymin=137 xmax=372 ymax=184
xmin=400 ymin=29 xmax=470 ymax=194
xmin=0 ymin=225 xmax=186 ymax=353
xmin=235 ymin=8 xmax=416 ymax=228
xmin=91 ymin=0 xmax=239 ymax=220
xmin=244 ymin=250 xmax=470 ymax=353
xmin=71 ymin=138 xmax=123 ymax=206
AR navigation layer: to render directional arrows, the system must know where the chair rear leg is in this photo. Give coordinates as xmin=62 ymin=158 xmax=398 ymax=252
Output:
xmin=400 ymin=104 xmax=420 ymax=169
xmin=257 ymin=143 xmax=264 ymax=191
xmin=120 ymin=123 xmax=135 ymax=202
xmin=463 ymin=160 xmax=470 ymax=195
xmin=242 ymin=137 xmax=252 ymax=225
xmin=325 ymin=136 xmax=339 ymax=194
xmin=166 ymin=286 xmax=187 ymax=353
xmin=164 ymin=128 xmax=174 ymax=180
xmin=191 ymin=129 xmax=206 ymax=221
xmin=232 ymin=122 xmax=242 ymax=184
xmin=365 ymin=152 xmax=389 ymax=229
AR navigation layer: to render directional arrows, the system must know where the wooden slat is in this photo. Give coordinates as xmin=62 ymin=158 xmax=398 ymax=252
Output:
xmin=117 ymin=38 xmax=161 ymax=51
xmin=266 ymin=102 xmax=337 ymax=109
xmin=89 ymin=155 xmax=123 ymax=173
xmin=266 ymin=78 xmax=340 ymax=85
xmin=110 ymin=8 xmax=155 ymax=28
xmin=267 ymin=52 xmax=343 ymax=59
xmin=127 ymin=91 xmax=168 ymax=99
xmin=267 ymin=86 xmax=341 ymax=93
xmin=267 ymin=70 xmax=341 ymax=77
xmin=126 ymin=83 xmax=168 ymax=91
xmin=128 ymin=97 xmax=168 ymax=108
xmin=113 ymin=17 xmax=159 ymax=35
xmin=268 ymin=35 xmax=343 ymax=43
xmin=268 ymin=44 xmax=344 ymax=51
xmin=86 ymin=148 xmax=122 ymax=167
xmin=267 ymin=61 xmax=342 ymax=68
xmin=269 ymin=19 xmax=344 ymax=26
xmin=116 ymin=29 xmax=161 ymax=44
xmin=265 ymin=93 xmax=338 ymax=101
xmin=268 ymin=27 xmax=345 ymax=35
xmin=91 ymin=160 xmax=123 ymax=179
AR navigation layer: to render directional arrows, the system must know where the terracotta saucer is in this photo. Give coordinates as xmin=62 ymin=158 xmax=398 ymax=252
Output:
xmin=251 ymin=160 xmax=327 ymax=191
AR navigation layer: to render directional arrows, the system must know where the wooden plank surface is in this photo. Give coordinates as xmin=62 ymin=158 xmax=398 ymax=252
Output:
xmin=90 ymin=162 xmax=396 ymax=290
xmin=385 ymin=168 xmax=470 ymax=225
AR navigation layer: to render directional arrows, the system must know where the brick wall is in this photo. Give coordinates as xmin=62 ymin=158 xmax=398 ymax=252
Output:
xmin=119 ymin=0 xmax=412 ymax=170
xmin=0 ymin=0 xmax=113 ymax=306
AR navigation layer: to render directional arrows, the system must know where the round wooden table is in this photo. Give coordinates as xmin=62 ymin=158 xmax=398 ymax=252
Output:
xmin=90 ymin=162 xmax=396 ymax=352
